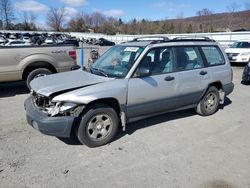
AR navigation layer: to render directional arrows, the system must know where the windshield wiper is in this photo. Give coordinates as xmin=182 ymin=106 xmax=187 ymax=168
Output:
xmin=91 ymin=68 xmax=109 ymax=77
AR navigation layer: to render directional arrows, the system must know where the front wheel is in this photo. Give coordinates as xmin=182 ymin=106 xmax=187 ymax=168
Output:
xmin=196 ymin=86 xmax=220 ymax=116
xmin=77 ymin=104 xmax=119 ymax=147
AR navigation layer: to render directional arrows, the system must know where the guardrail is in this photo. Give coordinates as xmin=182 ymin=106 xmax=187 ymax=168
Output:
xmin=70 ymin=31 xmax=250 ymax=48
xmin=1 ymin=29 xmax=250 ymax=47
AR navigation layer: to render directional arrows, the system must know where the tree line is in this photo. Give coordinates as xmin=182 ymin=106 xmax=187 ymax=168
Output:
xmin=1 ymin=0 xmax=250 ymax=34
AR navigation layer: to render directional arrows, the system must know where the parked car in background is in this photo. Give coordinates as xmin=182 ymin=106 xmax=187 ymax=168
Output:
xmin=0 ymin=44 xmax=77 ymax=88
xmin=0 ymin=36 xmax=7 ymax=45
xmin=45 ymin=36 xmax=55 ymax=44
xmin=96 ymin=38 xmax=115 ymax=46
xmin=86 ymin=38 xmax=97 ymax=45
xmin=225 ymin=40 xmax=250 ymax=64
xmin=24 ymin=37 xmax=234 ymax=147
xmin=58 ymin=39 xmax=79 ymax=47
xmin=22 ymin=36 xmax=31 ymax=43
xmin=4 ymin=40 xmax=32 ymax=46
xmin=8 ymin=34 xmax=17 ymax=42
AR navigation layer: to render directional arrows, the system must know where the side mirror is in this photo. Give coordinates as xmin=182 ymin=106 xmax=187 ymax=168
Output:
xmin=136 ymin=67 xmax=150 ymax=77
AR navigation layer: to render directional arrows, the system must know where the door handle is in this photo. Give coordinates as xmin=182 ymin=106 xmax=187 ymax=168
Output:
xmin=200 ymin=71 xmax=207 ymax=75
xmin=164 ymin=76 xmax=175 ymax=81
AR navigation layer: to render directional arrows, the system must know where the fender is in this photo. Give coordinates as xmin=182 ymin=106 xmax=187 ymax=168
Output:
xmin=18 ymin=53 xmax=57 ymax=72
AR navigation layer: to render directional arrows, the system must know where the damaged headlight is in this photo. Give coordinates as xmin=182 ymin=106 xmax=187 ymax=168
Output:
xmin=46 ymin=102 xmax=78 ymax=116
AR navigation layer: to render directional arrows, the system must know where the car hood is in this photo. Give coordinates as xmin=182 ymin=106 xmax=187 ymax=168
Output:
xmin=225 ymin=48 xmax=250 ymax=53
xmin=30 ymin=70 xmax=114 ymax=97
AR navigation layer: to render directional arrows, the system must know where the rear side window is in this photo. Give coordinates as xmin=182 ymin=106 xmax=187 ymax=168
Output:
xmin=175 ymin=47 xmax=204 ymax=71
xmin=201 ymin=46 xmax=225 ymax=66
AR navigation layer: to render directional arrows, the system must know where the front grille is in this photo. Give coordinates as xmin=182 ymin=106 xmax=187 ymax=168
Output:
xmin=226 ymin=53 xmax=239 ymax=57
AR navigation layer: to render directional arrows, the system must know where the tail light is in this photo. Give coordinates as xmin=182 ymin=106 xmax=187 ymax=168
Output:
xmin=69 ymin=50 xmax=77 ymax=60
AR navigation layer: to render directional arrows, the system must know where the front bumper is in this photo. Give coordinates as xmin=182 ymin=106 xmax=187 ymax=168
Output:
xmin=24 ymin=96 xmax=76 ymax=138
xmin=242 ymin=66 xmax=250 ymax=82
xmin=228 ymin=56 xmax=249 ymax=63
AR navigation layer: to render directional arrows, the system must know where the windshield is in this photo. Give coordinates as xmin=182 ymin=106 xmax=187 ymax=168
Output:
xmin=231 ymin=42 xmax=250 ymax=48
xmin=91 ymin=46 xmax=144 ymax=78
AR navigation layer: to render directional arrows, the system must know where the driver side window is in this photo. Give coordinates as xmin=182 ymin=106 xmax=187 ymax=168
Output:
xmin=135 ymin=47 xmax=174 ymax=77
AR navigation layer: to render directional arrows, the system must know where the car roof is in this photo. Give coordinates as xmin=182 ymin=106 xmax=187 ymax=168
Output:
xmin=119 ymin=41 xmax=153 ymax=47
xmin=118 ymin=36 xmax=218 ymax=48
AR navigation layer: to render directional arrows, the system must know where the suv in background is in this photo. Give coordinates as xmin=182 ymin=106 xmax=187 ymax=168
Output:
xmin=225 ymin=40 xmax=250 ymax=64
xmin=24 ymin=36 xmax=234 ymax=147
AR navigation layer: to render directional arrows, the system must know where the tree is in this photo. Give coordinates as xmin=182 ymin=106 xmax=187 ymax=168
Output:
xmin=47 ymin=7 xmax=65 ymax=31
xmin=0 ymin=0 xmax=14 ymax=29
xmin=169 ymin=23 xmax=175 ymax=34
xmin=68 ymin=13 xmax=87 ymax=32
xmin=227 ymin=2 xmax=240 ymax=13
xmin=118 ymin=18 xmax=123 ymax=26
xmin=90 ymin=12 xmax=106 ymax=29
xmin=186 ymin=24 xmax=193 ymax=33
xmin=21 ymin=11 xmax=37 ymax=30
xmin=196 ymin=8 xmax=213 ymax=16
xmin=226 ymin=3 xmax=240 ymax=30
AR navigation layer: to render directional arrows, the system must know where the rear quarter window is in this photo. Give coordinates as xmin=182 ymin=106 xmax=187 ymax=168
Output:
xmin=201 ymin=46 xmax=225 ymax=66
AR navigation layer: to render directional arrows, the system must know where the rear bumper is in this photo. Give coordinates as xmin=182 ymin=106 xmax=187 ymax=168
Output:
xmin=223 ymin=82 xmax=234 ymax=96
xmin=24 ymin=96 xmax=75 ymax=138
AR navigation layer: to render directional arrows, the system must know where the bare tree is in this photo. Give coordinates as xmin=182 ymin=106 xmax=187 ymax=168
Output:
xmin=68 ymin=12 xmax=86 ymax=32
xmin=0 ymin=0 xmax=14 ymax=29
xmin=21 ymin=11 xmax=37 ymax=30
xmin=47 ymin=7 xmax=65 ymax=31
xmin=90 ymin=12 xmax=106 ymax=28
xmin=196 ymin=8 xmax=213 ymax=16
xmin=227 ymin=3 xmax=240 ymax=13
xmin=227 ymin=3 xmax=240 ymax=30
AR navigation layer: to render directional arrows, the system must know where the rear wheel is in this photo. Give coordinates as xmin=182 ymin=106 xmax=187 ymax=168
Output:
xmin=196 ymin=86 xmax=220 ymax=116
xmin=77 ymin=104 xmax=119 ymax=147
xmin=26 ymin=68 xmax=52 ymax=90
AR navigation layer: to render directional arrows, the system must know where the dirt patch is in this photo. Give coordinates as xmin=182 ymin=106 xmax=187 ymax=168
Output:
xmin=201 ymin=179 xmax=237 ymax=188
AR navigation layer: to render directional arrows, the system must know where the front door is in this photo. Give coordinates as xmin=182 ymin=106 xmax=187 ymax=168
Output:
xmin=127 ymin=47 xmax=180 ymax=118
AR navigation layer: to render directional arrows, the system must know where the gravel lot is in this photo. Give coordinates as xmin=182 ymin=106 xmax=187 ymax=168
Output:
xmin=0 ymin=47 xmax=250 ymax=188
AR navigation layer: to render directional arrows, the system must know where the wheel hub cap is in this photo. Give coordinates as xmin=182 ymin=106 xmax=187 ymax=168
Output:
xmin=87 ymin=114 xmax=112 ymax=141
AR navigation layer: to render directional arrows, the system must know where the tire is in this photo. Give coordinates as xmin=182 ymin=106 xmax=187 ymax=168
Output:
xmin=26 ymin=68 xmax=52 ymax=90
xmin=77 ymin=104 xmax=119 ymax=147
xmin=196 ymin=86 xmax=220 ymax=116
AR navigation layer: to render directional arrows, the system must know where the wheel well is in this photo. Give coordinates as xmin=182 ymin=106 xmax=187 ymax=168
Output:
xmin=71 ymin=98 xmax=121 ymax=137
xmin=85 ymin=98 xmax=121 ymax=115
xmin=22 ymin=62 xmax=57 ymax=80
xmin=209 ymin=81 xmax=223 ymax=90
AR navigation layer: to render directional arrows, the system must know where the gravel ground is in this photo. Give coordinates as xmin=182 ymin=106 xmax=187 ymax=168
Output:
xmin=0 ymin=50 xmax=250 ymax=188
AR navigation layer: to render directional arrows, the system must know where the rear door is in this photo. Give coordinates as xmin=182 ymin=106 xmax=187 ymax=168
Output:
xmin=174 ymin=46 xmax=211 ymax=106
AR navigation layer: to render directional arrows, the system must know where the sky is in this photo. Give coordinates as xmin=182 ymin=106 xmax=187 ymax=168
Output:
xmin=12 ymin=0 xmax=250 ymax=28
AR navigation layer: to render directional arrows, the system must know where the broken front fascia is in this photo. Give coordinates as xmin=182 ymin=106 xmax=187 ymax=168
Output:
xmin=45 ymin=102 xmax=79 ymax=116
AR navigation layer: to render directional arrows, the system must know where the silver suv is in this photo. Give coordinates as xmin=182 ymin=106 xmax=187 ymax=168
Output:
xmin=24 ymin=37 xmax=234 ymax=147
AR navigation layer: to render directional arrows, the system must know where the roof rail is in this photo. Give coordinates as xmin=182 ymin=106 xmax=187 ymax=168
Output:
xmin=132 ymin=36 xmax=169 ymax=43
xmin=171 ymin=36 xmax=215 ymax=42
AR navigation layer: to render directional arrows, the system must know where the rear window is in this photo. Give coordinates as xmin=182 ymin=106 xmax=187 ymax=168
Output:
xmin=201 ymin=46 xmax=225 ymax=66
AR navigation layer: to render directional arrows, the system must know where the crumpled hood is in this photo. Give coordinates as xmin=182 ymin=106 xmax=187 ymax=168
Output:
xmin=30 ymin=70 xmax=113 ymax=97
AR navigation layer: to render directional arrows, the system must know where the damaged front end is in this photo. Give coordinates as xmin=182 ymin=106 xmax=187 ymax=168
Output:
xmin=24 ymin=90 xmax=85 ymax=138
xmin=31 ymin=90 xmax=83 ymax=117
